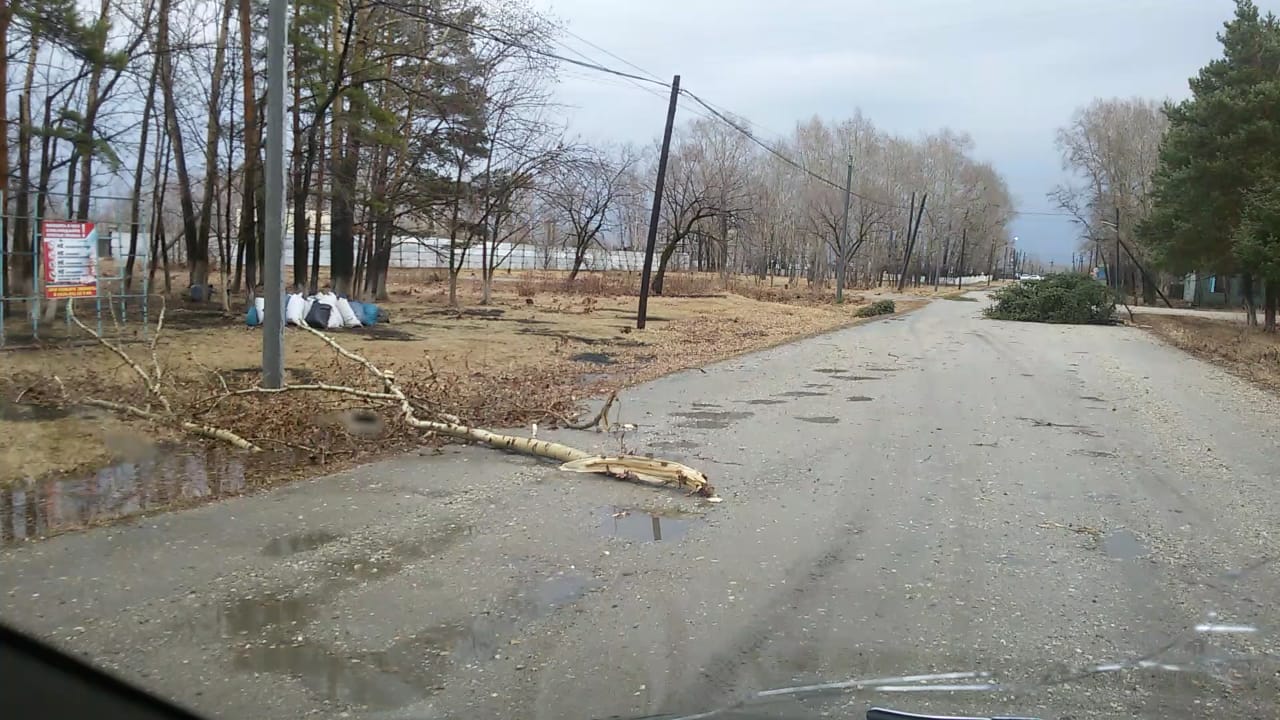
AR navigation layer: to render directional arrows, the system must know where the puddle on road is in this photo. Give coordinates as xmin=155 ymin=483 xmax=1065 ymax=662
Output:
xmin=672 ymin=410 xmax=753 ymax=421
xmin=262 ymin=530 xmax=343 ymax=557
xmin=232 ymin=632 xmax=451 ymax=710
xmin=847 ymin=396 xmax=874 ymax=403
xmin=672 ymin=410 xmax=753 ymax=430
xmin=218 ymin=594 xmax=316 ymax=637
xmin=1 ymin=448 xmax=247 ymax=545
xmin=795 ymin=416 xmax=841 ymax=424
xmin=599 ymin=507 xmax=698 ymax=542
xmin=1102 ymin=529 xmax=1149 ymax=560
xmin=679 ymin=418 xmax=732 ymax=429
xmin=231 ymin=573 xmax=593 ymax=709
xmin=648 ymin=439 xmax=700 ymax=451
xmin=744 ymin=399 xmax=787 ymax=405
xmin=209 ymin=526 xmax=522 ymax=710
xmin=777 ymin=391 xmax=828 ymax=398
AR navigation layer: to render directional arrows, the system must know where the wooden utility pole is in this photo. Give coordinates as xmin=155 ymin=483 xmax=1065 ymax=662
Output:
xmin=955 ymin=227 xmax=967 ymax=289
xmin=637 ymin=75 xmax=680 ymax=330
xmin=895 ymin=193 xmax=927 ymax=292
xmin=835 ymin=155 xmax=853 ymax=303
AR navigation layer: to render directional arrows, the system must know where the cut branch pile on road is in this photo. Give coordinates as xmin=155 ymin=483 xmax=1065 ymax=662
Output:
xmin=45 ymin=300 xmax=716 ymax=500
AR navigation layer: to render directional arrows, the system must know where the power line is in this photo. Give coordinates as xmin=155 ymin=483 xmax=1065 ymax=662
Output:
xmin=680 ymin=88 xmax=912 ymax=211
xmin=558 ymin=26 xmax=665 ymax=83
xmin=551 ymin=39 xmax=718 ymax=124
xmin=394 ymin=5 xmax=671 ymax=89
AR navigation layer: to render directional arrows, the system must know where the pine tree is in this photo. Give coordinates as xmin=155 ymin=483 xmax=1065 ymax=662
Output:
xmin=1140 ymin=0 xmax=1280 ymax=329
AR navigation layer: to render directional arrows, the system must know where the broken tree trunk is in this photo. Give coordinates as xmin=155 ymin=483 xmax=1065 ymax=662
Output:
xmin=295 ymin=324 xmax=717 ymax=498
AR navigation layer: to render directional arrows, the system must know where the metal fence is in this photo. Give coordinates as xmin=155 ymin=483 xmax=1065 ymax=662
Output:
xmin=1 ymin=214 xmax=152 ymax=348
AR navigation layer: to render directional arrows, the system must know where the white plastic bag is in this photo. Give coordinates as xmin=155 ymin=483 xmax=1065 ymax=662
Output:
xmin=317 ymin=292 xmax=342 ymax=329
xmin=285 ymin=294 xmax=306 ymax=326
xmin=336 ymin=297 xmax=362 ymax=327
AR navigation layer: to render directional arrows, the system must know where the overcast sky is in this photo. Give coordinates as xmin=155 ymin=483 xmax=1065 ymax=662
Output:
xmin=531 ymin=0 xmax=1275 ymax=265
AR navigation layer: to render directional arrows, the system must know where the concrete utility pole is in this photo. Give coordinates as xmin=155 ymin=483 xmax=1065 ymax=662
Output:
xmin=261 ymin=0 xmax=287 ymax=388
xmin=836 ymin=155 xmax=853 ymax=303
xmin=637 ymin=74 xmax=680 ymax=330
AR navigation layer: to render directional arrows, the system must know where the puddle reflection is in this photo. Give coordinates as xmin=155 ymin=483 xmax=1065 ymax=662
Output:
xmin=1 ymin=448 xmax=247 ymax=545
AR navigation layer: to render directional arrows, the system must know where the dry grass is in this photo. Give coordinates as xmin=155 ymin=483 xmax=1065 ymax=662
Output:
xmin=1138 ymin=314 xmax=1280 ymax=392
xmin=0 ymin=271 xmax=923 ymax=487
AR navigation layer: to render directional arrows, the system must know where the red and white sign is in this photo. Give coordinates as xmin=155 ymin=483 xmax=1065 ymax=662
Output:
xmin=42 ymin=220 xmax=98 ymax=299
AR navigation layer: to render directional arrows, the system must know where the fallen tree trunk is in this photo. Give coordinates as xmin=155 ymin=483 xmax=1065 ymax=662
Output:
xmin=295 ymin=324 xmax=717 ymax=498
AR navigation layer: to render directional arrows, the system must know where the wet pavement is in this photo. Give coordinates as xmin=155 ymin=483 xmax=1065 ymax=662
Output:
xmin=3 ymin=294 xmax=1280 ymax=719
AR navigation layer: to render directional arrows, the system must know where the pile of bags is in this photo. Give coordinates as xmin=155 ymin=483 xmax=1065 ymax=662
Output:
xmin=246 ymin=292 xmax=381 ymax=329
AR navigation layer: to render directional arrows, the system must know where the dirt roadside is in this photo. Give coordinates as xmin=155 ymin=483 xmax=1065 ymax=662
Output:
xmin=1136 ymin=312 xmax=1280 ymax=393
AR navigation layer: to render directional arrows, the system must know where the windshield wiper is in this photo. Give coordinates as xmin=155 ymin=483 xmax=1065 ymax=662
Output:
xmin=868 ymin=710 xmax=1038 ymax=720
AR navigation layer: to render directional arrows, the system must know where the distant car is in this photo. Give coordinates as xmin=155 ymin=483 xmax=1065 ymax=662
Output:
xmin=1018 ymin=274 xmax=1044 ymax=281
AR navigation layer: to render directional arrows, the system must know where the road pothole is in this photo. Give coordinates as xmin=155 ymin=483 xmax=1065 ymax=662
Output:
xmin=795 ymin=416 xmax=840 ymax=424
xmin=1102 ymin=529 xmax=1148 ymax=560
xmin=599 ymin=507 xmax=699 ymax=542
xmin=672 ymin=410 xmax=753 ymax=430
xmin=262 ymin=530 xmax=343 ymax=557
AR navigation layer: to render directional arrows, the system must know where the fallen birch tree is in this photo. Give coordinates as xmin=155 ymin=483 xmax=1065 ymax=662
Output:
xmin=291 ymin=323 xmax=717 ymax=499
xmin=63 ymin=300 xmax=717 ymax=499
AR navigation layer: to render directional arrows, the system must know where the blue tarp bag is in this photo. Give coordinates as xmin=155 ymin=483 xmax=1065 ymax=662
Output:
xmin=360 ymin=302 xmax=379 ymax=326
xmin=246 ymin=305 xmax=261 ymax=327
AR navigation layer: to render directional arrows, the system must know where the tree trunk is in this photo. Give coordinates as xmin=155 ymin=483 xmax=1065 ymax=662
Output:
xmin=152 ymin=125 xmax=173 ymax=295
xmin=309 ymin=119 xmax=325 ymax=294
xmin=1243 ymin=272 xmax=1258 ymax=327
xmin=70 ymin=0 xmax=113 ymax=220
xmin=329 ymin=119 xmax=358 ymax=295
xmin=237 ymin=0 xmax=260 ymax=297
xmin=192 ymin=0 xmax=234 ymax=297
xmin=125 ymin=58 xmax=160 ymax=292
xmin=0 ymin=1 xmax=10 ymax=307
xmin=652 ymin=240 xmax=681 ymax=295
xmin=289 ymin=0 xmax=307 ymax=291
xmin=10 ymin=37 xmax=38 ymax=305
xmin=446 ymin=163 xmax=465 ymax=308
xmin=1265 ymin=278 xmax=1277 ymax=333
xmin=156 ymin=0 xmax=202 ymax=293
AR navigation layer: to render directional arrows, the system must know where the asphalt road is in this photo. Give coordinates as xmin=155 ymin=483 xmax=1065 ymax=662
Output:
xmin=5 ymin=294 xmax=1280 ymax=720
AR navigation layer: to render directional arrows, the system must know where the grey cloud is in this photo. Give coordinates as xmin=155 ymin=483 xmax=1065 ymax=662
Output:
xmin=535 ymin=0 xmax=1273 ymax=262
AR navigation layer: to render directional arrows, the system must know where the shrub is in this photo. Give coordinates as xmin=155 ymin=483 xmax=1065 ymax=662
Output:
xmin=983 ymin=273 xmax=1116 ymax=324
xmin=856 ymin=299 xmax=896 ymax=318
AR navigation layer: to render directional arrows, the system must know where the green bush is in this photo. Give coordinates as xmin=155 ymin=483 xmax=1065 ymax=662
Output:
xmin=856 ymin=299 xmax=896 ymax=318
xmin=983 ymin=273 xmax=1116 ymax=324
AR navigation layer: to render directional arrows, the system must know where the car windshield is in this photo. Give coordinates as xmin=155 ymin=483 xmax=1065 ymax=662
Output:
xmin=3 ymin=1 xmax=1280 ymax=719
